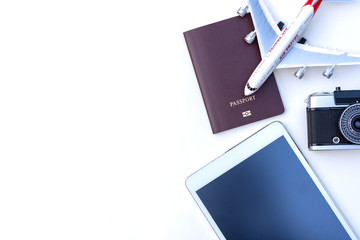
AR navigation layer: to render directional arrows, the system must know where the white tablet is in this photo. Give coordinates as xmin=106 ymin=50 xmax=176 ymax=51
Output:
xmin=186 ymin=121 xmax=358 ymax=240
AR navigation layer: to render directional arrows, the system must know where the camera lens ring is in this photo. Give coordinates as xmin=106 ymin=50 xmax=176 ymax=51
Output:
xmin=339 ymin=103 xmax=360 ymax=144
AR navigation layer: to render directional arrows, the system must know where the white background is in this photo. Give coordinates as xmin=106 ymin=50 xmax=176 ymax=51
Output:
xmin=0 ymin=0 xmax=359 ymax=239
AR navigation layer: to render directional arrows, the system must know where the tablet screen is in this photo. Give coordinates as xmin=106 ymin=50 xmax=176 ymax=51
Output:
xmin=196 ymin=136 xmax=352 ymax=239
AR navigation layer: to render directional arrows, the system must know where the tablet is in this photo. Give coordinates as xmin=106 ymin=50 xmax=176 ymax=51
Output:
xmin=186 ymin=122 xmax=358 ymax=240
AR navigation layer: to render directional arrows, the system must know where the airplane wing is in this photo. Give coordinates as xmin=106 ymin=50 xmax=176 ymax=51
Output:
xmin=277 ymin=43 xmax=360 ymax=69
xmin=247 ymin=0 xmax=281 ymax=58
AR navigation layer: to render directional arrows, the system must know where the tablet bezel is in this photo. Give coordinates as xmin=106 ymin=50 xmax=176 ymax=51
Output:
xmin=186 ymin=121 xmax=358 ymax=240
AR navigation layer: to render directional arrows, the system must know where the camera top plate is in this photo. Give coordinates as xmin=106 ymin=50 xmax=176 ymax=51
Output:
xmin=334 ymin=87 xmax=360 ymax=105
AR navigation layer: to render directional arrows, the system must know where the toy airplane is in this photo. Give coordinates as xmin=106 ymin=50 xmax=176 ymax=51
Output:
xmin=239 ymin=0 xmax=360 ymax=96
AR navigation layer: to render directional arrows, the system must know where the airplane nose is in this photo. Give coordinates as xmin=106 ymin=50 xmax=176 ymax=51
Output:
xmin=244 ymin=85 xmax=253 ymax=96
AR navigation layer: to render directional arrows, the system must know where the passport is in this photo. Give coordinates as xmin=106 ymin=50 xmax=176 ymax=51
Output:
xmin=184 ymin=15 xmax=284 ymax=133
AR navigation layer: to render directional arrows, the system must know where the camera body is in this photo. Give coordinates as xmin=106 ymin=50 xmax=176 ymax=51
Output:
xmin=307 ymin=87 xmax=360 ymax=150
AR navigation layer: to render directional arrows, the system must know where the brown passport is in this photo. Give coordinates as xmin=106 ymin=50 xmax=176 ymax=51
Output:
xmin=184 ymin=16 xmax=284 ymax=133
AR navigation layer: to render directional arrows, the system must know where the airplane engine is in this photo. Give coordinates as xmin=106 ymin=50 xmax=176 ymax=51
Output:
xmin=298 ymin=37 xmax=307 ymax=44
xmin=237 ymin=5 xmax=249 ymax=17
xmin=277 ymin=21 xmax=285 ymax=31
xmin=323 ymin=65 xmax=335 ymax=78
xmin=245 ymin=30 xmax=256 ymax=44
xmin=294 ymin=66 xmax=307 ymax=79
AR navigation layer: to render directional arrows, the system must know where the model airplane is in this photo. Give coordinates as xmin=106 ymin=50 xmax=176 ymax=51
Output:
xmin=239 ymin=0 xmax=360 ymax=96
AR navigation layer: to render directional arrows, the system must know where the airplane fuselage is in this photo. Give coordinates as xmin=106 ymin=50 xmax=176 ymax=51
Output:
xmin=244 ymin=1 xmax=321 ymax=96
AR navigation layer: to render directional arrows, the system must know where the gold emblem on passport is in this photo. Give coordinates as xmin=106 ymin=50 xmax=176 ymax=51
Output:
xmin=242 ymin=110 xmax=252 ymax=117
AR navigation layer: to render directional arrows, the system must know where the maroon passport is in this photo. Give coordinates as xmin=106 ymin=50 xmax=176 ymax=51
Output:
xmin=184 ymin=16 xmax=284 ymax=133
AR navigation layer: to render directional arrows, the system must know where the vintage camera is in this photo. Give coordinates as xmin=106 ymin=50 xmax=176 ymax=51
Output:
xmin=307 ymin=87 xmax=360 ymax=150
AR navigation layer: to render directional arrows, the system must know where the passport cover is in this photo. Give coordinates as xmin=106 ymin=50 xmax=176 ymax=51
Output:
xmin=184 ymin=15 xmax=284 ymax=133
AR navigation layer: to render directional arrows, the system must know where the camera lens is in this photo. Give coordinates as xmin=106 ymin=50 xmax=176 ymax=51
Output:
xmin=339 ymin=103 xmax=360 ymax=144
xmin=352 ymin=118 xmax=360 ymax=131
